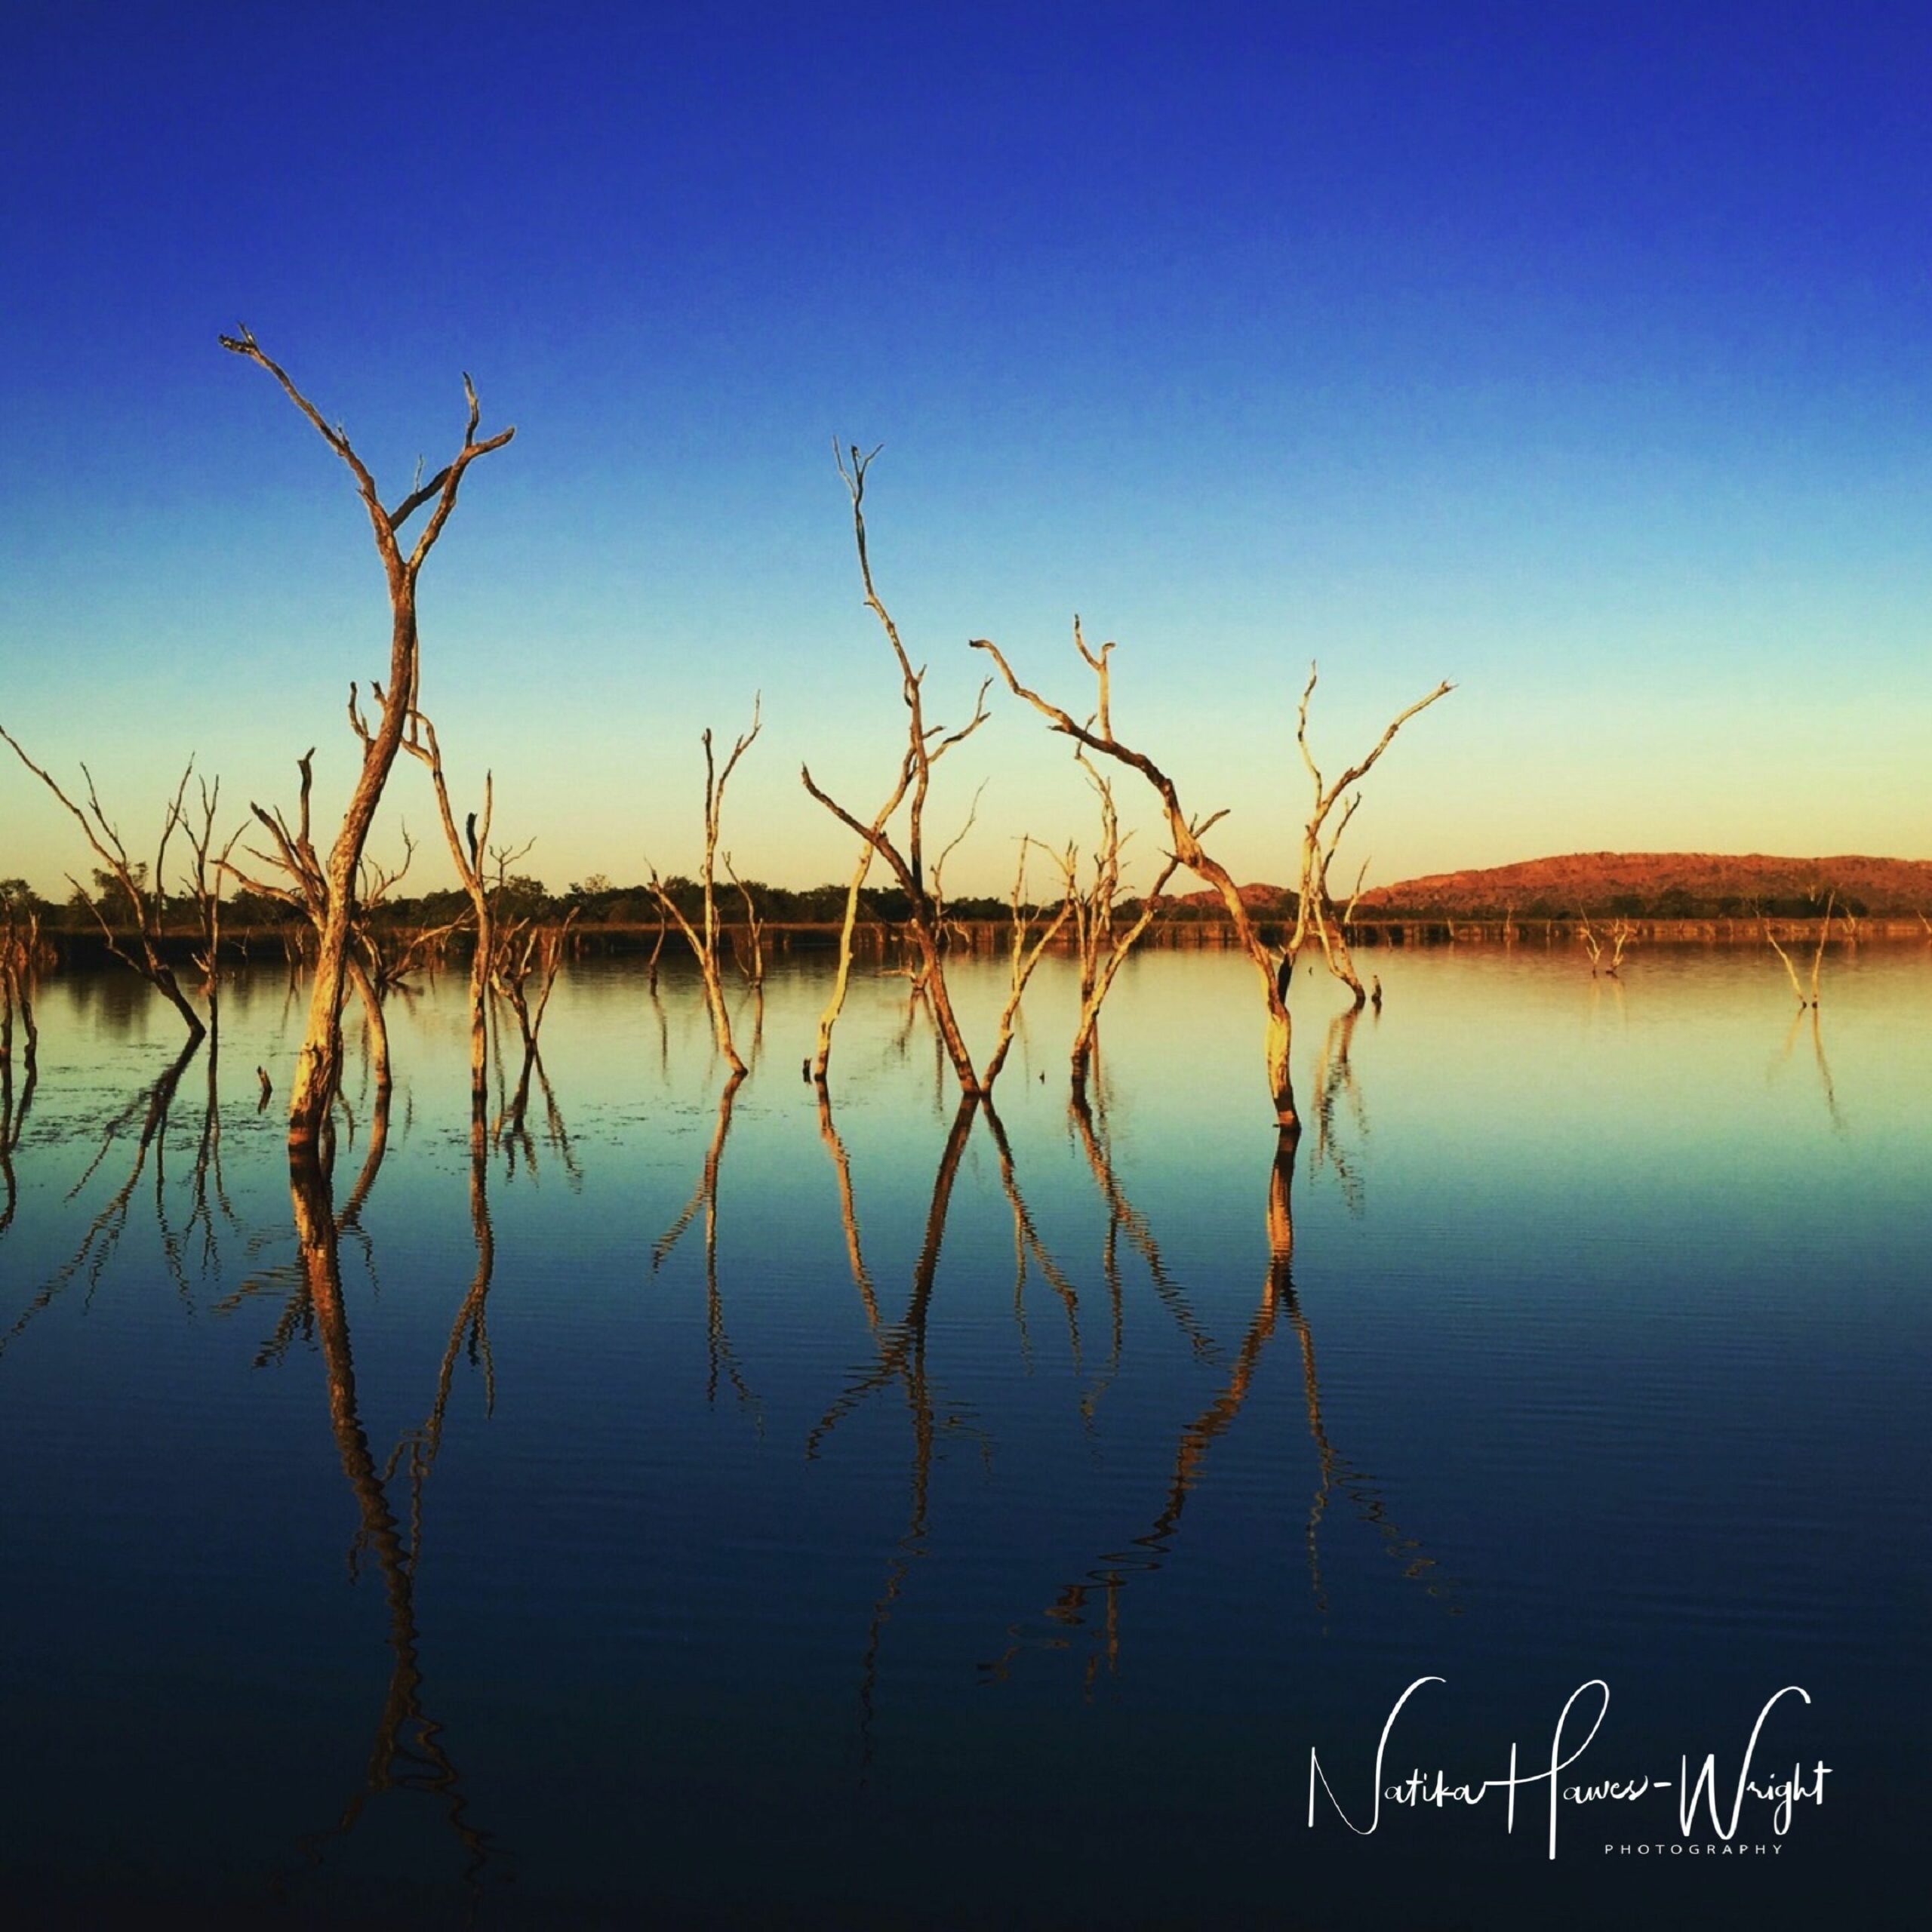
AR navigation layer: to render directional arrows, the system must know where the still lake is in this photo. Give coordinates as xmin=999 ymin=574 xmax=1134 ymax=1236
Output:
xmin=1 ymin=943 xmax=1926 ymax=1928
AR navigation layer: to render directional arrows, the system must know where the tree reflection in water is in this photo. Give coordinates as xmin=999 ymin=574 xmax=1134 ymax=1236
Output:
xmin=654 ymin=1069 xmax=760 ymax=1420
xmin=0 ymin=959 xmax=1474 ymax=1897
xmin=811 ymin=1093 xmax=983 ymax=1780
xmin=980 ymin=1128 xmax=1452 ymax=1693
xmin=1775 ymin=1004 xmax=1847 ymax=1131
xmin=1310 ymin=1004 xmax=1368 ymax=1214
xmin=0 ymin=1032 xmax=201 ymax=1359
xmin=800 ymin=1065 xmax=1449 ymax=1770
xmin=275 ymin=1103 xmax=499 ymax=1902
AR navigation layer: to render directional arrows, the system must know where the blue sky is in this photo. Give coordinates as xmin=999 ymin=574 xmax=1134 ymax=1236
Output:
xmin=2 ymin=1 xmax=1927 ymax=898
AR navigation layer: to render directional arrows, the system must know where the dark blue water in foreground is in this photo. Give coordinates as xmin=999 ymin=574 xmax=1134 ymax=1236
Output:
xmin=0 ymin=946 xmax=1926 ymax=1928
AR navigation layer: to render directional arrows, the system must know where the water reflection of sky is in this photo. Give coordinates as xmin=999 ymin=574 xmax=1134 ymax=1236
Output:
xmin=0 ymin=946 xmax=1925 ymax=1927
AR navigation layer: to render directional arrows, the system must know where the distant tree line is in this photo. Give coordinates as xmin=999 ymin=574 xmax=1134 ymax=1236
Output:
xmin=6 ymin=871 xmax=1875 ymax=938
xmin=1367 ymin=885 xmax=1871 ymax=921
xmin=0 ymin=869 xmax=1075 ymax=936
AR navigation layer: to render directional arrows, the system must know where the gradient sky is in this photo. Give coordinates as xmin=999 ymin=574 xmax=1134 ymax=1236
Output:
xmin=2 ymin=1 xmax=1927 ymax=901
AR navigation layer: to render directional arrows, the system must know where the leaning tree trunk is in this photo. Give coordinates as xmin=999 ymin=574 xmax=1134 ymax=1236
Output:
xmin=222 ymin=329 xmax=513 ymax=1153
xmin=972 ymin=632 xmax=1303 ymax=1135
xmin=288 ymin=598 xmax=417 ymax=1145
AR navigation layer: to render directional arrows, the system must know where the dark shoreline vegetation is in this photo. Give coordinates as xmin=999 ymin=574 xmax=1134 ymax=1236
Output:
xmin=8 ymin=860 xmax=1922 ymax=961
xmin=16 ymin=908 xmax=1930 ymax=974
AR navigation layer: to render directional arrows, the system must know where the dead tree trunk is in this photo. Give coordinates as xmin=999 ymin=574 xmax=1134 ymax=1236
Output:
xmin=1 ymin=733 xmax=207 ymax=1041
xmin=182 ymin=774 xmax=242 ymax=1038
xmin=1057 ymin=680 xmax=1182 ymax=1088
xmin=981 ymin=844 xmax=1074 ymax=1091
xmin=972 ymin=628 xmax=1303 ymax=1135
xmin=0 ymin=903 xmax=41 ymax=1084
xmin=401 ymin=710 xmax=501 ymax=1119
xmin=221 ymin=328 xmax=512 ymax=1150
xmin=651 ymin=700 xmax=761 ymax=1079
xmin=1288 ymin=663 xmax=1453 ymax=1006
xmin=491 ymin=909 xmax=578 ymax=1133
xmin=810 ymin=841 xmax=877 ymax=1084
xmin=223 ymin=749 xmax=416 ymax=1098
xmin=721 ymin=855 xmax=766 ymax=991
xmin=801 ymin=446 xmax=990 ymax=1094
xmin=1761 ymin=894 xmax=1835 ymax=1007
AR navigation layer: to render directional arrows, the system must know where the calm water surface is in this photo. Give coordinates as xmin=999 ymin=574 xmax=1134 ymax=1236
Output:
xmin=1 ymin=945 xmax=1926 ymax=1928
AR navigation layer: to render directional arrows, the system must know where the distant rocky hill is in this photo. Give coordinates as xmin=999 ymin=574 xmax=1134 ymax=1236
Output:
xmin=1356 ymin=852 xmax=1932 ymax=918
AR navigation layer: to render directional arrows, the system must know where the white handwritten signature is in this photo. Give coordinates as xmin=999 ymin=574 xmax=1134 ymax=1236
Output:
xmin=1307 ymin=1680 xmax=1830 ymax=1859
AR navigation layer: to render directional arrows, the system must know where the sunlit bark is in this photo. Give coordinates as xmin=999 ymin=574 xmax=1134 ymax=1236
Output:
xmin=651 ymin=702 xmax=761 ymax=1080
xmin=981 ymin=843 xmax=1074 ymax=1092
xmin=221 ymin=328 xmax=512 ymax=1149
xmin=971 ymin=629 xmax=1300 ymax=1134
xmin=1761 ymin=894 xmax=1835 ymax=1007
xmin=1288 ymin=663 xmax=1453 ymax=1006
xmin=492 ymin=909 xmax=577 ymax=1135
xmin=1 ymin=731 xmax=206 ymax=1040
xmin=399 ymin=709 xmax=503 ymax=1118
xmin=224 ymin=749 xmax=417 ymax=1098
xmin=802 ymin=448 xmax=991 ymax=1093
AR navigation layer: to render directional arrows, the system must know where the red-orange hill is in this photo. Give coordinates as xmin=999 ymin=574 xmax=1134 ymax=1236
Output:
xmin=1177 ymin=854 xmax=1932 ymax=916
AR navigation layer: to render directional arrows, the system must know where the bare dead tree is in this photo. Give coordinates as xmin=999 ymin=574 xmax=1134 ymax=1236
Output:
xmin=809 ymin=831 xmax=880 ymax=1085
xmin=371 ymin=915 xmax=468 ymax=997
xmin=1606 ymin=918 xmax=1635 ymax=977
xmin=398 ymin=708 xmax=504 ymax=1118
xmin=971 ymin=627 xmax=1301 ymax=1135
xmin=492 ymin=909 xmax=577 ymax=1060
xmin=1 ymin=897 xmax=42 ymax=1086
xmin=0 ymin=1020 xmax=29 ymax=1240
xmin=801 ymin=448 xmax=991 ymax=1092
xmin=721 ymin=853 xmax=766 ymax=991
xmin=222 ymin=749 xmax=415 ymax=1097
xmin=1343 ymin=860 xmax=1372 ymax=928
xmin=1038 ymin=633 xmax=1185 ymax=1087
xmin=0 ymin=908 xmax=39 ymax=1239
xmin=1289 ymin=663 xmax=1454 ymax=1006
xmin=1809 ymin=898 xmax=1836 ymax=1001
xmin=1761 ymin=894 xmax=1835 ymax=1008
xmin=1577 ymin=912 xmax=1604 ymax=976
xmin=980 ymin=843 xmax=1074 ymax=1091
xmin=651 ymin=700 xmax=761 ymax=1080
xmin=180 ymin=774 xmax=243 ymax=1035
xmin=1 ymin=731 xmax=205 ymax=1040
xmin=491 ymin=909 xmax=578 ymax=1134
xmin=220 ymin=328 xmax=513 ymax=1151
